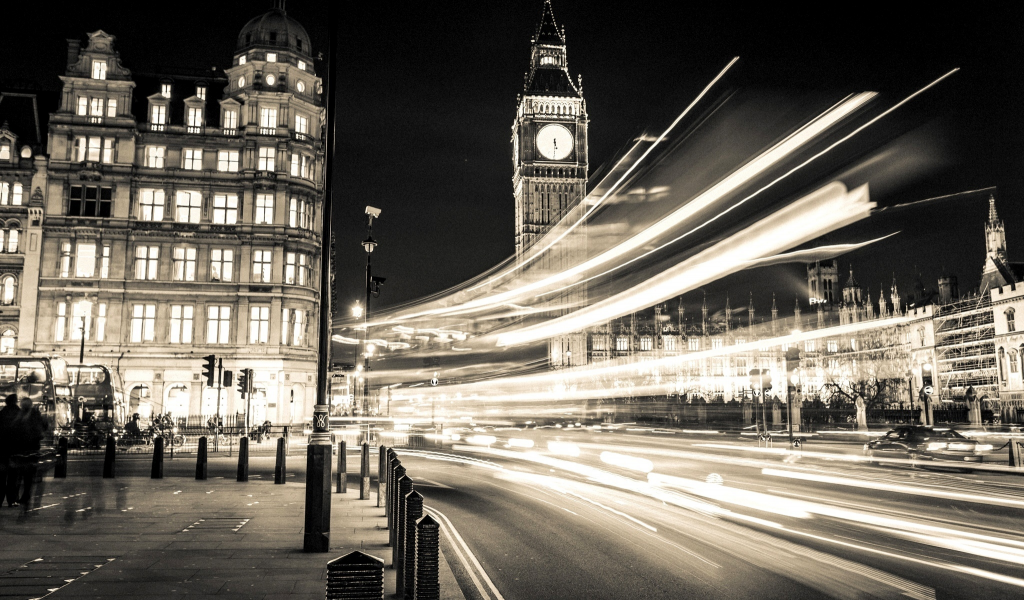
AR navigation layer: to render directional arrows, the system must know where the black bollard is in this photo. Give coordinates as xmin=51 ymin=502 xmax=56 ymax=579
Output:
xmin=1011 ymin=440 xmax=1023 ymax=468
xmin=237 ymin=436 xmax=249 ymax=482
xmin=102 ymin=435 xmax=116 ymax=478
xmin=196 ymin=436 xmax=208 ymax=480
xmin=339 ymin=440 xmax=348 ymax=492
xmin=151 ymin=436 xmax=164 ymax=479
xmin=377 ymin=445 xmax=386 ymax=507
xmin=303 ymin=443 xmax=333 ymax=552
xmin=275 ymin=437 xmax=287 ymax=484
xmin=387 ymin=454 xmax=399 ymax=518
xmin=388 ymin=464 xmax=405 ymax=540
xmin=325 ymin=551 xmax=384 ymax=600
xmin=414 ymin=515 xmax=440 ymax=600
xmin=400 ymin=490 xmax=423 ymax=598
xmin=360 ymin=442 xmax=370 ymax=500
xmin=391 ymin=475 xmax=411 ymax=557
xmin=54 ymin=436 xmax=68 ymax=479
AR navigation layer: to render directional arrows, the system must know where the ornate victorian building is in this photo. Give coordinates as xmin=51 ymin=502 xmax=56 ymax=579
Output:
xmin=17 ymin=2 xmax=325 ymax=423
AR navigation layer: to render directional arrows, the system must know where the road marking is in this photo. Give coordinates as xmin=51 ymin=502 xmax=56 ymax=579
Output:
xmin=425 ymin=505 xmax=505 ymax=600
xmin=414 ymin=478 xmax=454 ymax=489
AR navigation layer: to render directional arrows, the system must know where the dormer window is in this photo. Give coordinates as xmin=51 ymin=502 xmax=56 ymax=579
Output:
xmin=0 ymin=144 xmax=9 ymax=160
xmin=151 ymin=105 xmax=166 ymax=126
xmin=196 ymin=85 xmax=206 ymax=101
xmin=540 ymin=55 xmax=555 ymax=66
xmin=296 ymin=38 xmax=303 ymax=52
xmin=298 ymin=60 xmax=306 ymax=71
xmin=267 ymin=52 xmax=277 ymax=63
xmin=92 ymin=60 xmax=107 ymax=80
xmin=239 ymin=55 xmax=247 ymax=66
xmin=161 ymin=83 xmax=172 ymax=98
xmin=268 ymin=32 xmax=277 ymax=44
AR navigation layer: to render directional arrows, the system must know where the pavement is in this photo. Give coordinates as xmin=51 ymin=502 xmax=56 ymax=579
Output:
xmin=0 ymin=453 xmax=466 ymax=600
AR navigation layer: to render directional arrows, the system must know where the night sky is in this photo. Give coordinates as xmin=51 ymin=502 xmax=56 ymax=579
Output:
xmin=3 ymin=1 xmax=1024 ymax=321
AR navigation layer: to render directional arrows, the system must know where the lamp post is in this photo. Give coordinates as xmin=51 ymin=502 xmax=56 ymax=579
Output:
xmin=361 ymin=208 xmax=384 ymax=418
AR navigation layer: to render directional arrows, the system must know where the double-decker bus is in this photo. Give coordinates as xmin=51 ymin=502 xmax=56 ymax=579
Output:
xmin=0 ymin=356 xmax=74 ymax=444
xmin=67 ymin=364 xmax=127 ymax=445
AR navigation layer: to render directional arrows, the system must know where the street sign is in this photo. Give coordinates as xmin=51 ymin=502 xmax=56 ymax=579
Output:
xmin=430 ymin=372 xmax=438 ymax=386
xmin=923 ymin=385 xmax=933 ymax=395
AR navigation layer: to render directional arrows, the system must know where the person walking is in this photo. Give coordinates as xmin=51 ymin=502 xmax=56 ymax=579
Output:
xmin=13 ymin=396 xmax=47 ymax=508
xmin=0 ymin=394 xmax=20 ymax=507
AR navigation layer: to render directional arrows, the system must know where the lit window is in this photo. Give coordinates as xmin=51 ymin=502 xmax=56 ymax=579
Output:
xmin=615 ymin=337 xmax=628 ymax=351
xmin=206 ymin=306 xmax=231 ymax=344
xmin=239 ymin=55 xmax=247 ymax=65
xmin=59 ymin=242 xmax=72 ymax=277
xmin=134 ymin=246 xmax=159 ymax=280
xmin=92 ymin=60 xmax=107 ymax=80
xmin=223 ymin=110 xmax=238 ymax=132
xmin=238 ymin=76 xmax=246 ymax=88
xmin=292 ymin=309 xmax=305 ymax=346
xmin=712 ymin=338 xmax=723 ymax=349
xmin=187 ymin=107 xmax=203 ymax=130
xmin=640 ymin=336 xmax=653 ymax=351
xmin=170 ymin=305 xmax=194 ymax=344
xmin=75 ymin=243 xmax=96 ymax=278
xmin=298 ymin=60 xmax=306 ymax=70
xmin=285 ymin=252 xmax=297 ymax=284
xmin=258 ymin=147 xmax=276 ymax=171
xmin=252 ymin=249 xmax=272 ymax=283
xmin=146 ymin=146 xmax=165 ymax=168
xmin=664 ymin=337 xmax=676 ymax=351
xmin=265 ymin=74 xmax=276 ymax=86
xmin=249 ymin=306 xmax=270 ymax=344
xmin=0 ymin=329 xmax=14 ymax=354
xmin=255 ymin=194 xmax=274 ymax=224
xmin=0 ymin=183 xmax=7 ymax=205
xmin=196 ymin=86 xmax=206 ymax=101
xmin=0 ymin=146 xmax=8 ymax=161
xmin=827 ymin=340 xmax=839 ymax=353
xmin=172 ymin=247 xmax=197 ymax=281
xmin=182 ymin=148 xmax=203 ymax=171
xmin=139 ymin=189 xmax=165 ymax=221
xmin=131 ymin=304 xmax=156 ymax=343
xmin=11 ymin=183 xmax=21 ymax=206
xmin=175 ymin=191 xmax=202 ymax=223
xmin=540 ymin=56 xmax=555 ymax=66
xmin=1007 ymin=308 xmax=1016 ymax=333
xmin=217 ymin=150 xmax=239 ymax=172
xmin=210 ymin=249 xmax=233 ymax=282
xmin=5 ymin=230 xmax=17 ymax=254
xmin=102 ymin=139 xmax=114 ymax=164
xmin=805 ymin=340 xmax=816 ymax=352
xmin=55 ymin=302 xmax=67 ymax=341
xmin=90 ymin=98 xmax=103 ymax=116
xmin=150 ymin=104 xmax=166 ymax=125
xmin=212 ymin=194 xmax=238 ymax=224
xmin=107 ymin=98 xmax=117 ymax=117
xmin=266 ymin=52 xmax=277 ymax=62
xmin=77 ymin=97 xmax=88 ymax=116
xmin=0 ymin=277 xmax=15 ymax=306
xmin=96 ymin=303 xmax=106 ymax=342
xmin=259 ymin=107 xmax=277 ymax=129
xmin=161 ymin=83 xmax=172 ymax=98
xmin=100 ymin=245 xmax=110 ymax=279
xmin=295 ymin=114 xmax=308 ymax=134
xmin=289 ymin=197 xmax=312 ymax=229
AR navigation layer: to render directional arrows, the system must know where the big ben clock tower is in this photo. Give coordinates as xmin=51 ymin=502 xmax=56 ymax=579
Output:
xmin=512 ymin=0 xmax=589 ymax=367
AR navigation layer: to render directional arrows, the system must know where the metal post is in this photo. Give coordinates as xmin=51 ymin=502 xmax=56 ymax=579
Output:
xmin=360 ymin=442 xmax=370 ymax=499
xmin=392 ymin=476 xmax=413 ymax=570
xmin=237 ymin=436 xmax=249 ymax=482
xmin=196 ymin=436 xmax=208 ymax=480
xmin=303 ymin=0 xmax=339 ymax=553
xmin=326 ymin=551 xmax=384 ymax=600
xmin=377 ymin=445 xmax=386 ymax=507
xmin=275 ymin=437 xmax=287 ymax=484
xmin=337 ymin=440 xmax=347 ymax=493
xmin=389 ymin=465 xmax=406 ymax=545
xmin=400 ymin=490 xmax=423 ymax=598
xmin=54 ymin=436 xmax=68 ymax=478
xmin=151 ymin=436 xmax=164 ymax=479
xmin=102 ymin=435 xmax=115 ymax=478
xmin=414 ymin=515 xmax=440 ymax=600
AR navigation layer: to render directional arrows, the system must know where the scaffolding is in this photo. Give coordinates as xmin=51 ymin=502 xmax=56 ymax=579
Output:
xmin=934 ymin=294 xmax=998 ymax=400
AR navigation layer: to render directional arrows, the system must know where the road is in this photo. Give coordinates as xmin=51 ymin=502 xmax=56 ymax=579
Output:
xmin=387 ymin=427 xmax=1024 ymax=600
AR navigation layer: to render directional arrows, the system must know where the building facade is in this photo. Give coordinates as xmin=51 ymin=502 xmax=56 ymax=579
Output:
xmin=11 ymin=3 xmax=325 ymax=424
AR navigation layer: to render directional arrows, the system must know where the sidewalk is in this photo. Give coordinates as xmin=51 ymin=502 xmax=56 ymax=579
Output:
xmin=0 ymin=455 xmax=465 ymax=599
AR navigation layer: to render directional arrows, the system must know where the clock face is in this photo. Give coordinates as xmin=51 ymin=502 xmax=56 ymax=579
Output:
xmin=265 ymin=74 xmax=276 ymax=86
xmin=536 ymin=124 xmax=573 ymax=160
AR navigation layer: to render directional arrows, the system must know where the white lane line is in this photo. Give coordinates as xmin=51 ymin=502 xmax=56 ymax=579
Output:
xmin=414 ymin=478 xmax=454 ymax=489
xmin=561 ymin=491 xmax=657 ymax=532
xmin=425 ymin=505 xmax=505 ymax=600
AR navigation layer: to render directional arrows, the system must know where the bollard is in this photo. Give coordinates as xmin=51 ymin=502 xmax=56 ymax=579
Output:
xmin=151 ymin=436 xmax=164 ymax=479
xmin=388 ymin=464 xmax=405 ymax=541
xmin=326 ymin=550 xmax=384 ymax=600
xmin=414 ymin=515 xmax=440 ymax=600
xmin=275 ymin=437 xmax=287 ymax=484
xmin=400 ymin=490 xmax=424 ymax=599
xmin=1011 ymin=440 xmax=1023 ymax=468
xmin=196 ymin=436 xmax=208 ymax=480
xmin=102 ymin=435 xmax=116 ymax=478
xmin=383 ymin=451 xmax=397 ymax=512
xmin=360 ymin=442 xmax=371 ymax=500
xmin=237 ymin=436 xmax=249 ymax=482
xmin=392 ymin=475 xmax=412 ymax=560
xmin=53 ymin=436 xmax=68 ymax=479
xmin=387 ymin=455 xmax=400 ymax=520
xmin=337 ymin=440 xmax=347 ymax=493
xmin=377 ymin=445 xmax=387 ymax=507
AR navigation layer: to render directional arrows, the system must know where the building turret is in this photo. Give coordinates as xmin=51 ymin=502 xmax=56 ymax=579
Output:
xmin=938 ymin=275 xmax=959 ymax=304
xmin=725 ymin=295 xmax=732 ymax=333
xmin=771 ymin=294 xmax=778 ymax=334
xmin=702 ymin=293 xmax=708 ymax=336
xmin=748 ymin=293 xmax=755 ymax=328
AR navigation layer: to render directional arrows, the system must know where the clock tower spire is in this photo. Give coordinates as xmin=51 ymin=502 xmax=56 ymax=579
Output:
xmin=512 ymin=0 xmax=590 ymax=368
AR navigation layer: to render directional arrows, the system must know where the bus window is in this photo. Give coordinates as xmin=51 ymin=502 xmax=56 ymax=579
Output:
xmin=0 ymin=364 xmax=15 ymax=384
xmin=18 ymin=361 xmax=47 ymax=384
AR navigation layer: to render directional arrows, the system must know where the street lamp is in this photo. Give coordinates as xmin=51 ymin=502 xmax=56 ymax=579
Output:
xmin=362 ymin=206 xmax=384 ymax=418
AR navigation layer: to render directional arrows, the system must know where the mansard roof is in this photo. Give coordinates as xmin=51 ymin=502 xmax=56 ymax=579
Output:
xmin=524 ymin=68 xmax=580 ymax=96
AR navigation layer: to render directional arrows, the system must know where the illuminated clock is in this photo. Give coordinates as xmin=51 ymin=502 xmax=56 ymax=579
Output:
xmin=296 ymin=80 xmax=306 ymax=93
xmin=265 ymin=74 xmax=276 ymax=86
xmin=238 ymin=76 xmax=246 ymax=88
xmin=536 ymin=124 xmax=573 ymax=160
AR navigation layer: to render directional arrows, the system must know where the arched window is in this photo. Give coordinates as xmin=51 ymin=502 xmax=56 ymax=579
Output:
xmin=1007 ymin=308 xmax=1016 ymax=333
xmin=0 ymin=276 xmax=15 ymax=306
xmin=998 ymin=347 xmax=1007 ymax=383
xmin=0 ymin=329 xmax=14 ymax=354
xmin=640 ymin=336 xmax=653 ymax=351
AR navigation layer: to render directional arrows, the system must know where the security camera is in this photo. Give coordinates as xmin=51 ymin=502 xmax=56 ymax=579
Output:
xmin=365 ymin=206 xmax=382 ymax=218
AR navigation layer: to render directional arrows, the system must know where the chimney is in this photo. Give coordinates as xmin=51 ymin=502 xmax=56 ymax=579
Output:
xmin=938 ymin=275 xmax=959 ymax=304
xmin=67 ymin=39 xmax=81 ymax=68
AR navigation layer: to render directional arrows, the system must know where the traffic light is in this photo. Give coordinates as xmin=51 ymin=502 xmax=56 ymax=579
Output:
xmin=762 ymin=369 xmax=773 ymax=392
xmin=237 ymin=369 xmax=249 ymax=398
xmin=202 ymin=354 xmax=217 ymax=387
xmin=748 ymin=369 xmax=773 ymax=392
